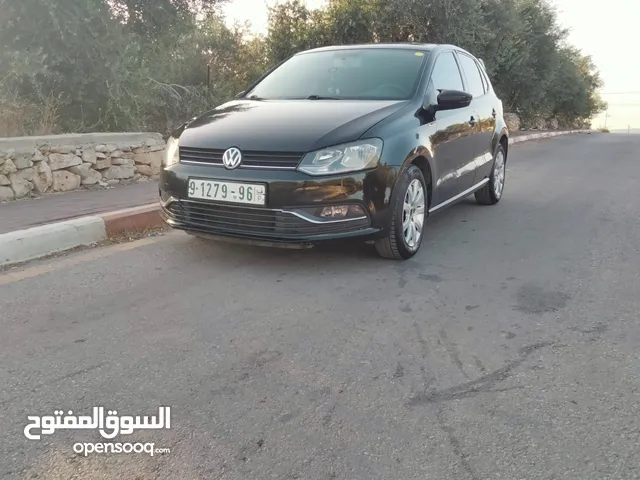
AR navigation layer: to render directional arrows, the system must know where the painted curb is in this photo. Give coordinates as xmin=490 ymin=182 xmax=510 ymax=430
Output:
xmin=0 ymin=203 xmax=165 ymax=267
xmin=509 ymin=129 xmax=589 ymax=145
xmin=0 ymin=129 xmax=591 ymax=267
xmin=0 ymin=216 xmax=107 ymax=267
xmin=102 ymin=203 xmax=164 ymax=237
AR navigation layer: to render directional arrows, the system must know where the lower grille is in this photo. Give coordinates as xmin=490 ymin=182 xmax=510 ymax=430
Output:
xmin=162 ymin=200 xmax=370 ymax=239
xmin=179 ymin=147 xmax=303 ymax=169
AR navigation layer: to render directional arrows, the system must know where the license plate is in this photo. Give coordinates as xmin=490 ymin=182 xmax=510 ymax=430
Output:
xmin=187 ymin=179 xmax=266 ymax=205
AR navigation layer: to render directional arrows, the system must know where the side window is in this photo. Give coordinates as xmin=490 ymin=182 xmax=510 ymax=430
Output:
xmin=478 ymin=65 xmax=488 ymax=93
xmin=476 ymin=59 xmax=490 ymax=93
xmin=430 ymin=52 xmax=464 ymax=92
xmin=457 ymin=53 xmax=486 ymax=98
xmin=480 ymin=67 xmax=493 ymax=92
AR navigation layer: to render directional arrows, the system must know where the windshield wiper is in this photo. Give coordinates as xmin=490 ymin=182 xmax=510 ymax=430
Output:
xmin=306 ymin=94 xmax=342 ymax=100
xmin=246 ymin=94 xmax=265 ymax=100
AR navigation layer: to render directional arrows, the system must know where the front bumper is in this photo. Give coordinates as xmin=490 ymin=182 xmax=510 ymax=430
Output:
xmin=159 ymin=162 xmax=397 ymax=244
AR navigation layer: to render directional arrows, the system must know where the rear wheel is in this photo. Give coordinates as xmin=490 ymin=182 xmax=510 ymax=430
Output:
xmin=475 ymin=143 xmax=506 ymax=205
xmin=374 ymin=165 xmax=427 ymax=260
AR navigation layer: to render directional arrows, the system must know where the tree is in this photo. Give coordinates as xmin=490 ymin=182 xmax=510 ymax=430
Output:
xmin=266 ymin=0 xmax=323 ymax=63
xmin=110 ymin=0 xmax=228 ymax=38
xmin=0 ymin=0 xmax=605 ymax=136
xmin=0 ymin=0 xmax=133 ymax=132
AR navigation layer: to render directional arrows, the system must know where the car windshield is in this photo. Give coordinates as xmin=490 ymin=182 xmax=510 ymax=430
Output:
xmin=246 ymin=48 xmax=429 ymax=101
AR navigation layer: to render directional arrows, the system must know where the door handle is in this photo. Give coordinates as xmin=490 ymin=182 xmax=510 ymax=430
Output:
xmin=469 ymin=116 xmax=477 ymax=127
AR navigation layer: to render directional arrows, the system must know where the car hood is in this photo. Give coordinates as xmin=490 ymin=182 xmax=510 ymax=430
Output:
xmin=175 ymin=99 xmax=409 ymax=153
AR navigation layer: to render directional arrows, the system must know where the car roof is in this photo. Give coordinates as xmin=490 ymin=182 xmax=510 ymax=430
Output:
xmin=297 ymin=43 xmax=468 ymax=55
xmin=295 ymin=43 xmax=485 ymax=71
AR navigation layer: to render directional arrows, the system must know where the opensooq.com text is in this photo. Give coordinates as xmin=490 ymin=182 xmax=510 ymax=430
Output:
xmin=73 ymin=442 xmax=171 ymax=457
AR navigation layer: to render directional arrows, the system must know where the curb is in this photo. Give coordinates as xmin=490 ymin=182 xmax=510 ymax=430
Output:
xmin=102 ymin=204 xmax=163 ymax=237
xmin=0 ymin=129 xmax=592 ymax=267
xmin=0 ymin=203 xmax=164 ymax=267
xmin=509 ymin=129 xmax=589 ymax=144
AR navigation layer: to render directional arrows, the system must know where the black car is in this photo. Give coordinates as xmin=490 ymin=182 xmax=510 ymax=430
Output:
xmin=159 ymin=43 xmax=508 ymax=260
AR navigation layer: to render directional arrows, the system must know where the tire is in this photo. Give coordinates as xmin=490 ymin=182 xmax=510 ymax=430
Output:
xmin=475 ymin=143 xmax=506 ymax=205
xmin=374 ymin=165 xmax=428 ymax=260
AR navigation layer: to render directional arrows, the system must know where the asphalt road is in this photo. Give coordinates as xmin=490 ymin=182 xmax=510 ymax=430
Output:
xmin=1 ymin=132 xmax=639 ymax=480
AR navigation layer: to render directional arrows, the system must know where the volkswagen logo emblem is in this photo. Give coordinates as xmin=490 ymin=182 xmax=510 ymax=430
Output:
xmin=222 ymin=147 xmax=242 ymax=169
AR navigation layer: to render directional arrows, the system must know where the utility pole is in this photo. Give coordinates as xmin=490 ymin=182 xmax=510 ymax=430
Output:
xmin=604 ymin=110 xmax=610 ymax=128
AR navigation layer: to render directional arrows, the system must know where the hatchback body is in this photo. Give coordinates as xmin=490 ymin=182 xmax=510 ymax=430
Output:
xmin=159 ymin=43 xmax=509 ymax=259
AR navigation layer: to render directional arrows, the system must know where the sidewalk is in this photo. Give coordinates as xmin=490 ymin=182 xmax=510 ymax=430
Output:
xmin=0 ymin=182 xmax=158 ymax=234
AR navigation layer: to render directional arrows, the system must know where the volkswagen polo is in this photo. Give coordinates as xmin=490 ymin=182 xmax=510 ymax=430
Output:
xmin=159 ymin=43 xmax=509 ymax=260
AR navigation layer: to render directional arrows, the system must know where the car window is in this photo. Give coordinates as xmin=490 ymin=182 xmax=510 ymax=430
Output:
xmin=457 ymin=53 xmax=486 ymax=97
xmin=478 ymin=64 xmax=488 ymax=92
xmin=429 ymin=52 xmax=464 ymax=92
xmin=246 ymin=49 xmax=429 ymax=101
xmin=480 ymin=67 xmax=492 ymax=92
xmin=476 ymin=59 xmax=491 ymax=92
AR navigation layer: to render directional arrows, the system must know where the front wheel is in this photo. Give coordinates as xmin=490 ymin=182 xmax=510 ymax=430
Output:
xmin=374 ymin=165 xmax=428 ymax=260
xmin=475 ymin=143 xmax=506 ymax=205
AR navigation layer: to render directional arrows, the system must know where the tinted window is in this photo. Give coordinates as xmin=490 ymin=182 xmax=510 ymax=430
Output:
xmin=247 ymin=49 xmax=428 ymax=101
xmin=429 ymin=52 xmax=464 ymax=92
xmin=478 ymin=65 xmax=488 ymax=92
xmin=457 ymin=53 xmax=485 ymax=97
xmin=480 ymin=67 xmax=493 ymax=91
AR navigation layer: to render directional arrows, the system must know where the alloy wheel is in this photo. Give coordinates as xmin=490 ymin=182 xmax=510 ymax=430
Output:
xmin=493 ymin=150 xmax=505 ymax=198
xmin=402 ymin=179 xmax=426 ymax=249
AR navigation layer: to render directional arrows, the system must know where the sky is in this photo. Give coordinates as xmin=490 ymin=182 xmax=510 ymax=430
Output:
xmin=222 ymin=0 xmax=639 ymax=130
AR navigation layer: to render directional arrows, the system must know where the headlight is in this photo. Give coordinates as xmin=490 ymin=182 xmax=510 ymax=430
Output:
xmin=297 ymin=138 xmax=383 ymax=176
xmin=163 ymin=136 xmax=179 ymax=168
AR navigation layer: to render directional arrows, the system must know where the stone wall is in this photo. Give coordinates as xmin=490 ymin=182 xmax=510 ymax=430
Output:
xmin=0 ymin=133 xmax=166 ymax=202
xmin=504 ymin=113 xmax=521 ymax=132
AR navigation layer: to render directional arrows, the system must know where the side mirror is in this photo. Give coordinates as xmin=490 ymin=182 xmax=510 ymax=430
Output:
xmin=436 ymin=89 xmax=473 ymax=111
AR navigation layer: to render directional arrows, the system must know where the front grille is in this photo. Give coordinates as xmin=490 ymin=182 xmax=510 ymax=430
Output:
xmin=179 ymin=147 xmax=303 ymax=169
xmin=162 ymin=200 xmax=370 ymax=240
xmin=167 ymin=201 xmax=277 ymax=235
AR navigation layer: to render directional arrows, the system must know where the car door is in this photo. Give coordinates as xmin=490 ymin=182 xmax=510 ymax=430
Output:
xmin=425 ymin=50 xmax=480 ymax=206
xmin=455 ymin=51 xmax=495 ymax=184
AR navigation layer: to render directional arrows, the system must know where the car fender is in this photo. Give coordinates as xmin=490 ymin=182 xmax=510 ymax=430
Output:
xmin=379 ymin=128 xmax=438 ymax=210
xmin=491 ymin=120 xmax=510 ymax=159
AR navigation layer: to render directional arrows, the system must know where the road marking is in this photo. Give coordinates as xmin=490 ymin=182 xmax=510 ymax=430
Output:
xmin=0 ymin=236 xmax=165 ymax=286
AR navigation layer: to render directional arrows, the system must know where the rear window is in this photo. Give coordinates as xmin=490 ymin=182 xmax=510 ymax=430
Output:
xmin=247 ymin=48 xmax=429 ymax=101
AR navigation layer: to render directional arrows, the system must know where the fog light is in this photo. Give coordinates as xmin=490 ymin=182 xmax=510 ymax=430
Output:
xmin=319 ymin=204 xmax=366 ymax=218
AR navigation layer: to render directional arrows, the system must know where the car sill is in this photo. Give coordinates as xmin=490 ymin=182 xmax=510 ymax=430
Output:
xmin=429 ymin=178 xmax=489 ymax=214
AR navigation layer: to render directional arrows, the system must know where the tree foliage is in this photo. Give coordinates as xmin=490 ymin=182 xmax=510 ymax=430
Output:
xmin=0 ymin=0 xmax=604 ymax=137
